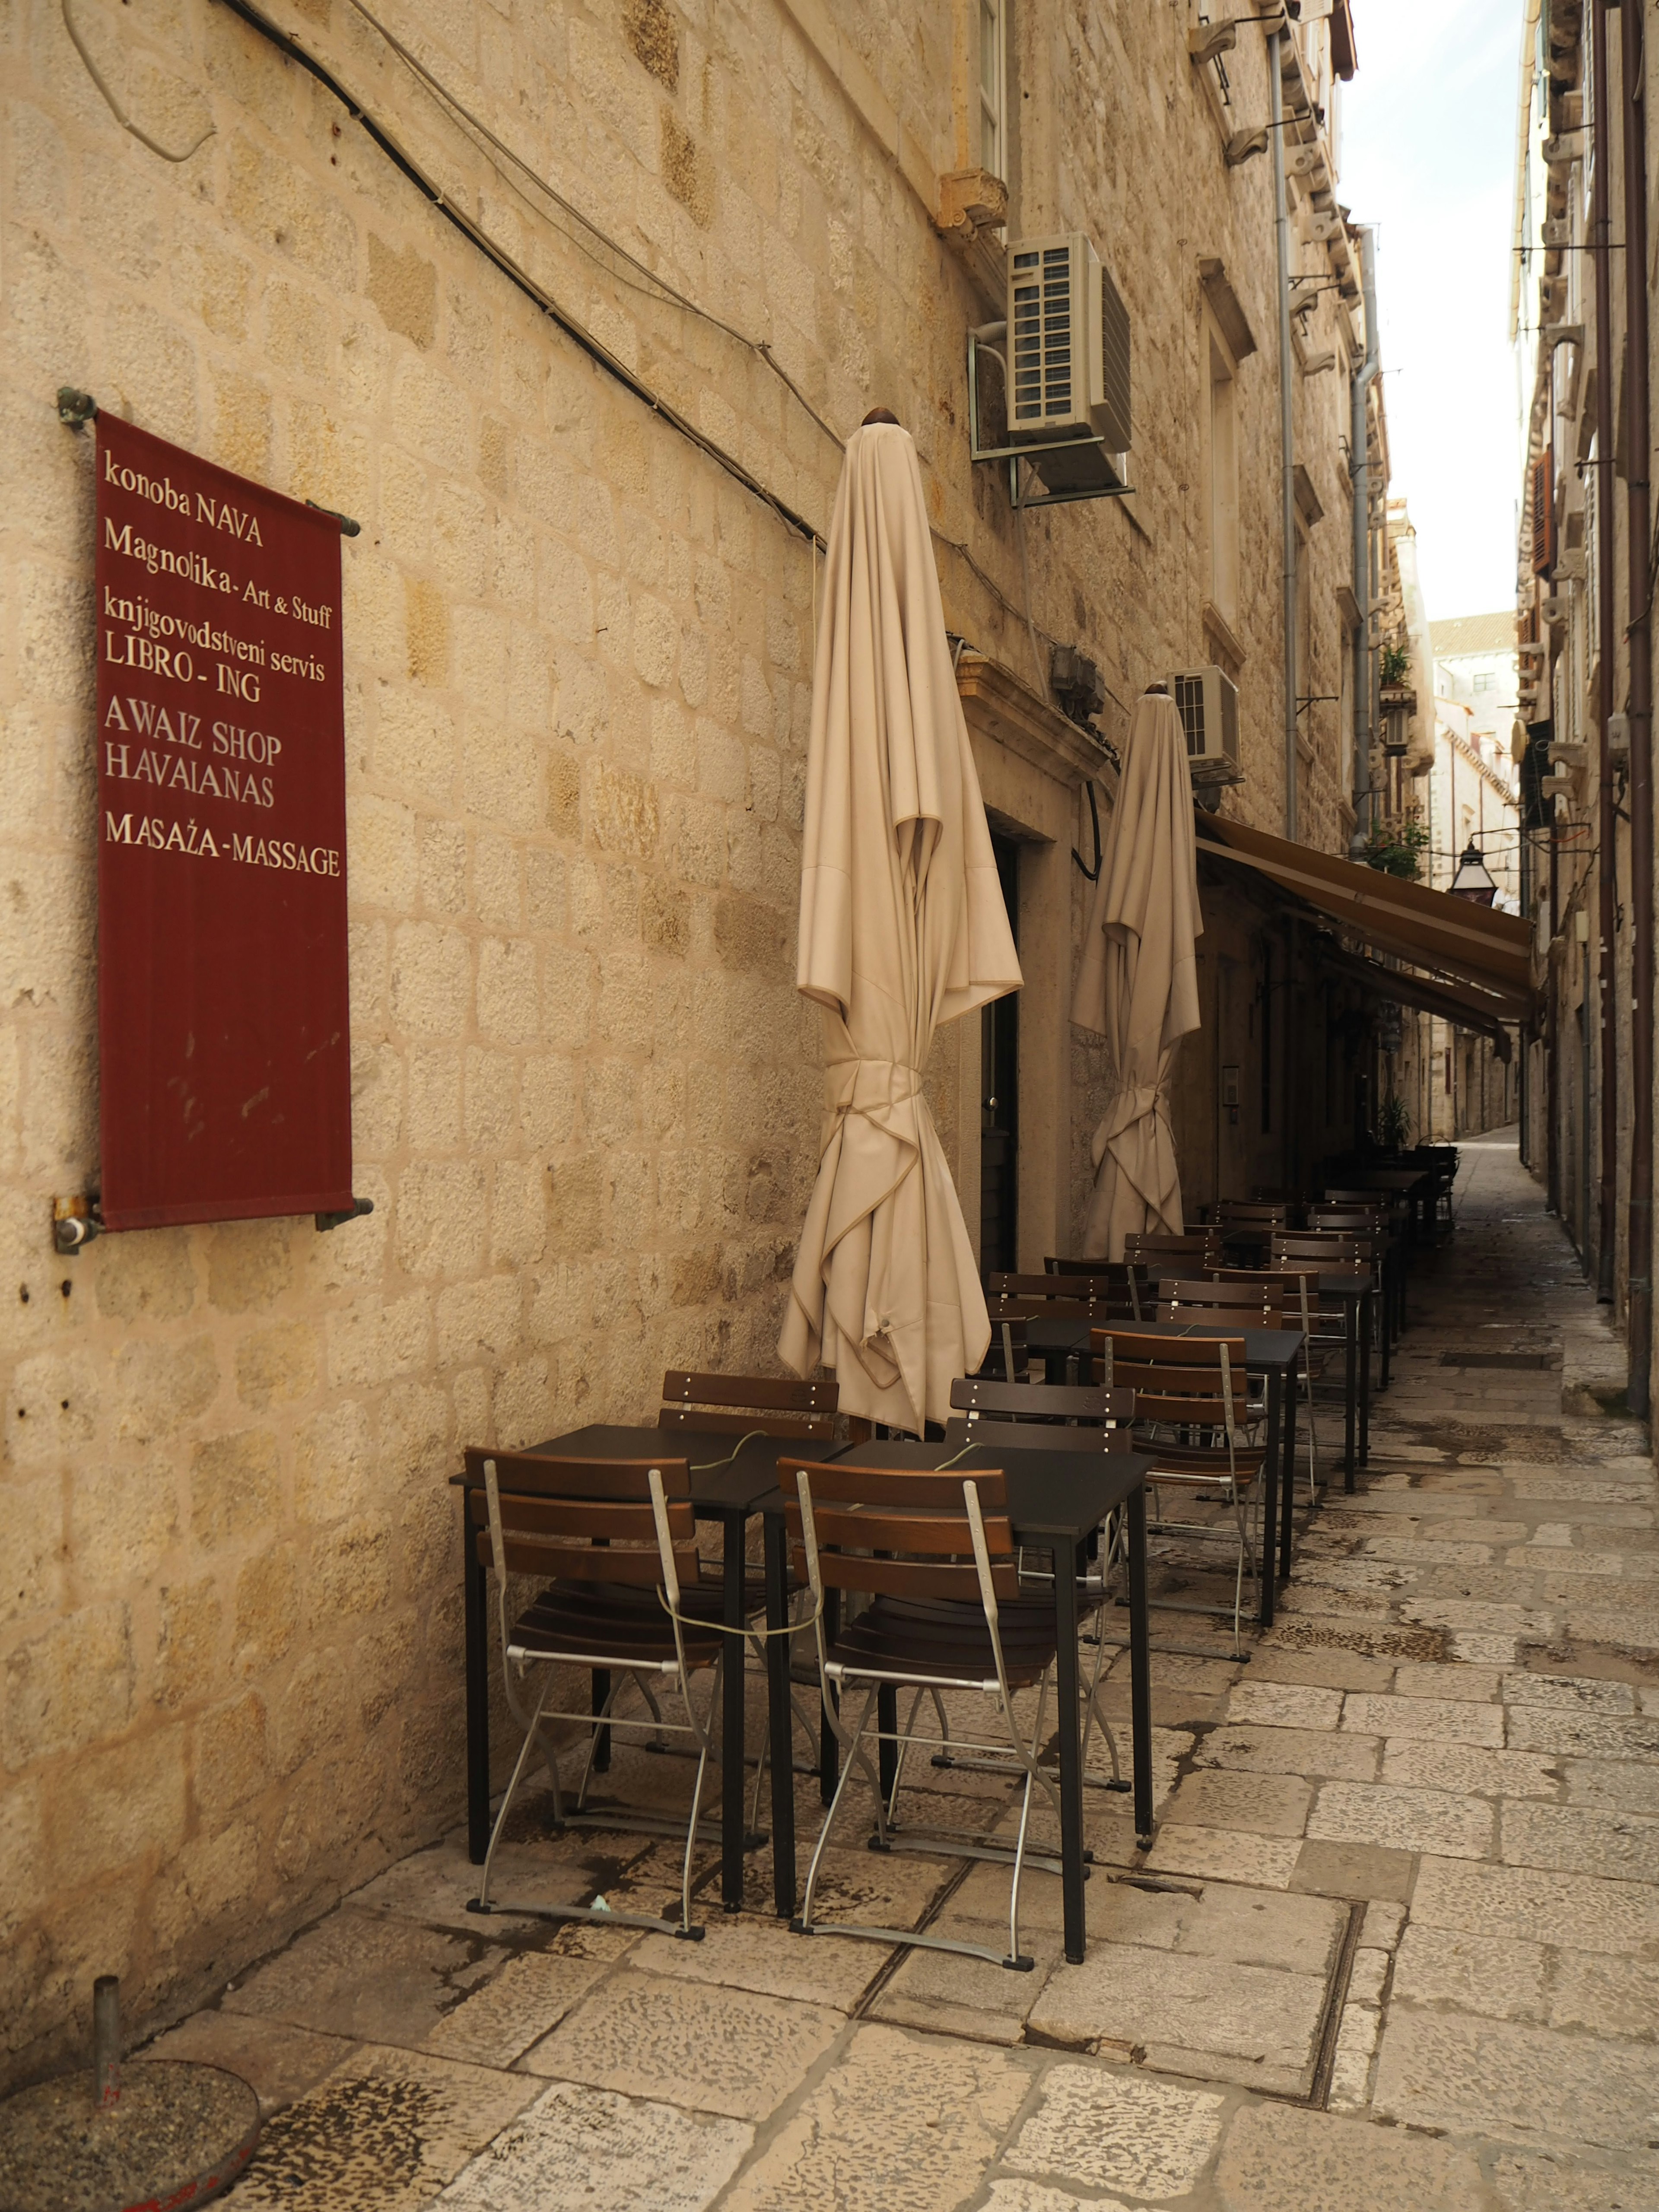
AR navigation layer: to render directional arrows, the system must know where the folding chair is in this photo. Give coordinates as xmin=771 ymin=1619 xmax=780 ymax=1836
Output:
xmin=1217 ymin=1199 xmax=1290 ymax=1229
xmin=787 ymin=1460 xmax=1064 ymax=1971
xmin=945 ymin=1377 xmax=1137 ymax=1793
xmin=1093 ymin=1330 xmax=1267 ymax=1654
xmin=973 ymin=1313 xmax=1031 ymax=1382
xmin=1123 ymin=1231 xmax=1222 ymax=1271
xmin=467 ymin=1451 xmax=726 ymax=1939
xmin=1043 ymin=1258 xmax=1147 ymax=1320
xmin=1210 ymin=1266 xmax=1329 ymax=1504
xmin=660 ymin=1372 xmax=837 ymax=1808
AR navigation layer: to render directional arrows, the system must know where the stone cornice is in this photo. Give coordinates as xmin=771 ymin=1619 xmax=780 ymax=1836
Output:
xmin=955 ymin=652 xmax=1119 ymax=795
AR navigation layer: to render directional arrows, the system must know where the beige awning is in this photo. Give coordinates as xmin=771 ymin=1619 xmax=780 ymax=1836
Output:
xmin=1316 ymin=941 xmax=1516 ymax=1062
xmin=1194 ymin=812 xmax=1537 ymax=1019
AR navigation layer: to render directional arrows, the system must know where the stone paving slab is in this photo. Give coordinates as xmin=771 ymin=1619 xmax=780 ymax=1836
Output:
xmin=220 ymin=1909 xmax=507 ymax=2047
xmin=142 ymin=2009 xmax=356 ymax=2112
xmin=1028 ymin=1945 xmax=1328 ymax=2091
xmin=226 ymin=2042 xmax=539 ymax=2211
xmin=719 ymin=2023 xmax=1032 ymax=2212
xmin=1001 ymin=2063 xmax=1226 ymax=2198
xmin=1373 ymin=2007 xmax=1659 ymax=2152
xmin=434 ymin=2082 xmax=750 ymax=2212
xmin=1213 ymin=2096 xmax=1489 ymax=2211
xmin=519 ymin=1968 xmax=842 ymax=2121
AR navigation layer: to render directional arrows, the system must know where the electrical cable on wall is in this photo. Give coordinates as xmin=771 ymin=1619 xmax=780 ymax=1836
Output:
xmin=71 ymin=0 xmax=1078 ymax=704
xmin=334 ymin=0 xmax=847 ymax=454
xmin=62 ymin=0 xmax=215 ymax=160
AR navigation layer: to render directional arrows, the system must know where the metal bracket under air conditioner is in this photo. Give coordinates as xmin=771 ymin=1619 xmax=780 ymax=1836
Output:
xmin=966 ymin=331 xmax=1136 ymax=510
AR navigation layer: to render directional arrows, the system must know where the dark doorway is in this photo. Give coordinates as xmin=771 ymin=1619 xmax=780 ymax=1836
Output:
xmin=980 ymin=834 xmax=1020 ymax=1276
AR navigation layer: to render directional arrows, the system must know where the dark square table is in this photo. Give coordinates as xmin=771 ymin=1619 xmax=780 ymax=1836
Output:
xmin=766 ymin=1437 xmax=1154 ymax=1965
xmin=1023 ymin=1317 xmax=1303 ymax=1622
xmin=453 ymin=1423 xmax=833 ymax=1912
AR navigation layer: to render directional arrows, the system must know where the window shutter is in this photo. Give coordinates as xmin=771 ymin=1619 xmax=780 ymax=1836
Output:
xmin=1531 ymin=449 xmax=1554 ymax=575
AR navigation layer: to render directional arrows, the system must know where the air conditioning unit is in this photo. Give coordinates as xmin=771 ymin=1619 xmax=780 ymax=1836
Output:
xmin=1007 ymin=233 xmax=1131 ymax=493
xmin=1170 ymin=666 xmax=1243 ymax=784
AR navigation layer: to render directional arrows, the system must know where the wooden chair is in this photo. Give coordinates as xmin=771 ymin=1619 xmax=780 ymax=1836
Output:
xmin=660 ymin=1371 xmax=835 ymax=1801
xmin=1151 ymin=1276 xmax=1286 ymax=1328
xmin=1217 ymin=1199 xmax=1291 ymax=1228
xmin=660 ymin=1371 xmax=838 ymax=1438
xmin=973 ymin=1314 xmax=1030 ymax=1382
xmin=1122 ymin=1231 xmax=1222 ymax=1271
xmin=785 ymin=1459 xmax=1062 ymax=1970
xmin=1043 ymin=1259 xmax=1147 ymax=1320
xmin=944 ymin=1377 xmax=1136 ymax=1792
xmin=1091 ymin=1330 xmax=1266 ymax=1653
xmin=466 ymin=1449 xmax=724 ymax=1939
xmin=1211 ymin=1266 xmax=1332 ymax=1503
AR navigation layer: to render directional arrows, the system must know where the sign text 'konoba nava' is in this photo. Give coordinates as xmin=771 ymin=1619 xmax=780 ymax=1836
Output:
xmin=95 ymin=414 xmax=353 ymax=1229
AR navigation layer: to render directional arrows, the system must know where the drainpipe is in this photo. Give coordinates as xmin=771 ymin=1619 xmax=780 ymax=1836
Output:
xmin=1349 ymin=228 xmax=1380 ymax=857
xmin=1622 ymin=0 xmax=1653 ymax=1416
xmin=1592 ymin=0 xmax=1618 ymax=1301
xmin=1270 ymin=31 xmax=1299 ymax=842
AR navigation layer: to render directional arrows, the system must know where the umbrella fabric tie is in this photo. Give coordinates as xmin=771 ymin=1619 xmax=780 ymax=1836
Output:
xmin=1091 ymin=1082 xmax=1166 ymax=1167
xmin=817 ymin=1054 xmax=925 ymax=1153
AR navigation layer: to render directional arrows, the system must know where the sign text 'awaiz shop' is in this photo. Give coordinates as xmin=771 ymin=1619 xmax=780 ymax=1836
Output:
xmin=95 ymin=414 xmax=353 ymax=1230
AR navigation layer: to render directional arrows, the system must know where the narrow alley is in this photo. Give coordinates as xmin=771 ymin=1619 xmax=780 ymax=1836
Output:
xmin=123 ymin=1138 xmax=1659 ymax=2212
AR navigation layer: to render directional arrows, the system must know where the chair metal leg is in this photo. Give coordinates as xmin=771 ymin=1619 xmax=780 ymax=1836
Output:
xmin=797 ymin=1685 xmax=877 ymax=1933
xmin=474 ymin=1669 xmax=555 ymax=1909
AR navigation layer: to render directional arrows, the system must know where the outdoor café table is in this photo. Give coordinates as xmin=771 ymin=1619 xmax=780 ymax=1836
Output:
xmin=452 ymin=1424 xmax=837 ymax=1913
xmin=1023 ymin=1316 xmax=1303 ymax=1625
xmin=763 ymin=1437 xmax=1156 ymax=1966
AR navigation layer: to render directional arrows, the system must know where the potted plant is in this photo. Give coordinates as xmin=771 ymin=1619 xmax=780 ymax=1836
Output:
xmin=1376 ymin=1092 xmax=1411 ymax=1154
xmin=1361 ymin=816 xmax=1430 ymax=881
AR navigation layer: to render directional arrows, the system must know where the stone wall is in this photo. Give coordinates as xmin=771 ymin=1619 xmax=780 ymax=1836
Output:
xmin=0 ymin=0 xmax=1367 ymax=2081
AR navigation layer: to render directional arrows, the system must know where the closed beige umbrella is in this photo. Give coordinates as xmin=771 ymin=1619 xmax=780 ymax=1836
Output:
xmin=779 ymin=420 xmax=1022 ymax=1433
xmin=1073 ymin=689 xmax=1202 ymax=1259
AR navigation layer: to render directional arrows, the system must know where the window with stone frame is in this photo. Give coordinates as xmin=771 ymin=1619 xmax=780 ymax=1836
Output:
xmin=979 ymin=0 xmax=1007 ymax=179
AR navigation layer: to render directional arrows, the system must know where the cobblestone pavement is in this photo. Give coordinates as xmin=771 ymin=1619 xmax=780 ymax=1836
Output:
xmin=152 ymin=1134 xmax=1659 ymax=2209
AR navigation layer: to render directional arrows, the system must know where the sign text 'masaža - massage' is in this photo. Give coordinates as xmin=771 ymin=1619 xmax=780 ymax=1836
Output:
xmin=95 ymin=414 xmax=353 ymax=1230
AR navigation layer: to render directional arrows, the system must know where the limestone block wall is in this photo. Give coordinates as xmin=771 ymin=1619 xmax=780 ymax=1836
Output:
xmin=0 ymin=0 xmax=1370 ymax=2083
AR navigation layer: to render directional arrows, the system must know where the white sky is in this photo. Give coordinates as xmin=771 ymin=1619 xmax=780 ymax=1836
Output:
xmin=1338 ymin=0 xmax=1524 ymax=623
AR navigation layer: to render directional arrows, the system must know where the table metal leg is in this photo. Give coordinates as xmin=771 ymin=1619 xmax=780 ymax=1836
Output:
xmin=1360 ymin=1292 xmax=1373 ymax=1465
xmin=721 ymin=1510 xmax=747 ymax=1910
xmin=1279 ymin=1355 xmax=1298 ymax=1586
xmin=591 ymin=1672 xmax=611 ymax=1773
xmin=764 ymin=1513 xmax=797 ymax=1919
xmin=1258 ymin=1370 xmax=1281 ymax=1627
xmin=1053 ymin=1540 xmax=1087 ymax=1963
xmin=878 ymin=1684 xmax=898 ymax=1814
xmin=464 ymin=1521 xmax=491 ymax=1865
xmin=1128 ymin=1485 xmax=1153 ymax=1845
xmin=1343 ymin=1297 xmax=1358 ymax=1491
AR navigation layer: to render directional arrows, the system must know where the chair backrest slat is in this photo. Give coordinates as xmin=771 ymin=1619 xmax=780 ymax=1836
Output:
xmin=1154 ymin=1276 xmax=1284 ymax=1325
xmin=1090 ymin=1328 xmax=1249 ymax=1422
xmin=944 ymin=1414 xmax=1131 ymax=1454
xmin=660 ymin=1369 xmax=837 ymax=1437
xmin=950 ymin=1375 xmax=1134 ymax=1424
xmin=1122 ymin=1232 xmax=1220 ymax=1262
xmin=464 ymin=1447 xmax=693 ymax=1500
xmin=785 ymin=1461 xmax=1019 ymax=1603
xmin=466 ymin=1452 xmax=700 ymax=1587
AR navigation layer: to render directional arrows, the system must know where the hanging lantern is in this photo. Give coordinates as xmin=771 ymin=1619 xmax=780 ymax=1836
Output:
xmin=1449 ymin=840 xmax=1498 ymax=905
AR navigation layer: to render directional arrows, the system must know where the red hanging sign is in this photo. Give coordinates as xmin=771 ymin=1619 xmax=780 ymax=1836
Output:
xmin=95 ymin=414 xmax=353 ymax=1230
